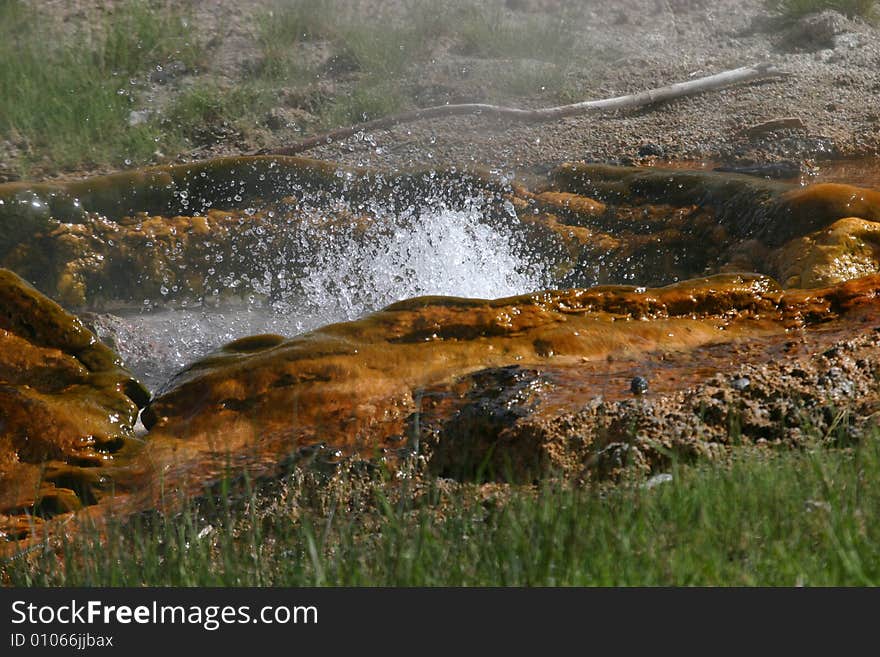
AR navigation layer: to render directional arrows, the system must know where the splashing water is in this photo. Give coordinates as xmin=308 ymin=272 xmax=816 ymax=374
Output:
xmin=96 ymin=197 xmax=549 ymax=389
xmin=293 ymin=199 xmax=542 ymax=323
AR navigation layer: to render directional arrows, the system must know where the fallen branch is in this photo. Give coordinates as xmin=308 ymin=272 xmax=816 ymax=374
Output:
xmin=256 ymin=63 xmax=785 ymax=157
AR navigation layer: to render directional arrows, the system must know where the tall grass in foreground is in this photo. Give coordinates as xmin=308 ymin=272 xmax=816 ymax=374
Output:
xmin=4 ymin=438 xmax=880 ymax=586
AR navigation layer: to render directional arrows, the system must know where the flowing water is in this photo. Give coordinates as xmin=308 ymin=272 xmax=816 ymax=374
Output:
xmin=97 ymin=196 xmax=551 ymax=390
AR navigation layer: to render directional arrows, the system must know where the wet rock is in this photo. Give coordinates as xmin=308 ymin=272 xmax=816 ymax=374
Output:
xmin=0 ymin=189 xmax=54 ymax=256
xmin=0 ymin=157 xmax=519 ymax=305
xmin=532 ymin=191 xmax=606 ymax=220
xmin=551 ymin=162 xmax=880 ymax=248
xmin=773 ymin=217 xmax=880 ymax=288
xmin=714 ymin=161 xmax=801 ymax=179
xmin=5 ymin=268 xmax=880 ymax=550
xmin=130 ymin=273 xmax=880 ymax=493
xmin=421 ymin=366 xmax=551 ymax=481
xmin=4 ymin=156 xmax=880 ymax=550
xmin=0 ymin=268 xmax=148 ymax=541
xmin=630 ymin=376 xmax=649 ymax=395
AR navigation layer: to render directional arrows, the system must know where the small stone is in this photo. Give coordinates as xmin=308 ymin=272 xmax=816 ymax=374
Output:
xmin=128 ymin=110 xmax=151 ymax=127
xmin=630 ymin=376 xmax=649 ymax=395
xmin=638 ymin=143 xmax=664 ymax=157
xmin=731 ymin=377 xmax=751 ymax=391
xmin=643 ymin=473 xmax=673 ymax=489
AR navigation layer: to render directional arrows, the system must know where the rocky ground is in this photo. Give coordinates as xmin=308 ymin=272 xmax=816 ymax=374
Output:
xmin=4 ymin=0 xmax=880 ymax=180
xmin=303 ymin=0 xmax=880 ymax=172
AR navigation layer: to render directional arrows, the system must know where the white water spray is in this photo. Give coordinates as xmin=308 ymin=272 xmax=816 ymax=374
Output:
xmin=97 ymin=198 xmax=549 ymax=388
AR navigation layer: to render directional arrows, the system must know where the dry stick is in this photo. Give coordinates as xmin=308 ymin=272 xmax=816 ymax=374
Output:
xmin=256 ymin=63 xmax=785 ymax=157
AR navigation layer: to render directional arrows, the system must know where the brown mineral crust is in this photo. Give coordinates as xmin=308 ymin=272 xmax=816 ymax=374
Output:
xmin=422 ymin=290 xmax=880 ymax=481
xmin=519 ymin=319 xmax=880 ymax=481
xmin=531 ymin=191 xmax=607 ymax=219
xmin=772 ymin=217 xmax=880 ymax=289
xmin=0 ymin=269 xmax=148 ymax=542
xmin=778 ymin=183 xmax=880 ymax=231
xmin=4 ymin=157 xmax=880 ymax=550
xmin=8 ymin=271 xmax=880 ymax=552
xmin=125 ymin=273 xmax=880 ymax=499
xmin=549 ymin=163 xmax=880 ymax=247
xmin=4 ymin=159 xmax=880 ymax=309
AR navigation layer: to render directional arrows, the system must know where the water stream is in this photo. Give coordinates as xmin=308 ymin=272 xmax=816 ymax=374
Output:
xmin=95 ymin=197 xmax=550 ymax=390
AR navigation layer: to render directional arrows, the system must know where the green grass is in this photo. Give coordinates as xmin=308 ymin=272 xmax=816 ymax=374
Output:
xmin=100 ymin=1 xmax=202 ymax=76
xmin=0 ymin=0 xmax=598 ymax=175
xmin=456 ymin=3 xmax=578 ymax=64
xmin=0 ymin=0 xmax=203 ymax=174
xmin=162 ymin=82 xmax=273 ymax=147
xmin=493 ymin=61 xmax=571 ymax=101
xmin=257 ymin=0 xmax=342 ymax=45
xmin=253 ymin=0 xmax=339 ymax=82
xmin=5 ymin=438 xmax=880 ymax=586
xmin=253 ymin=0 xmax=592 ymax=130
xmin=767 ymin=0 xmax=879 ymax=19
xmin=323 ymin=80 xmax=409 ymax=126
